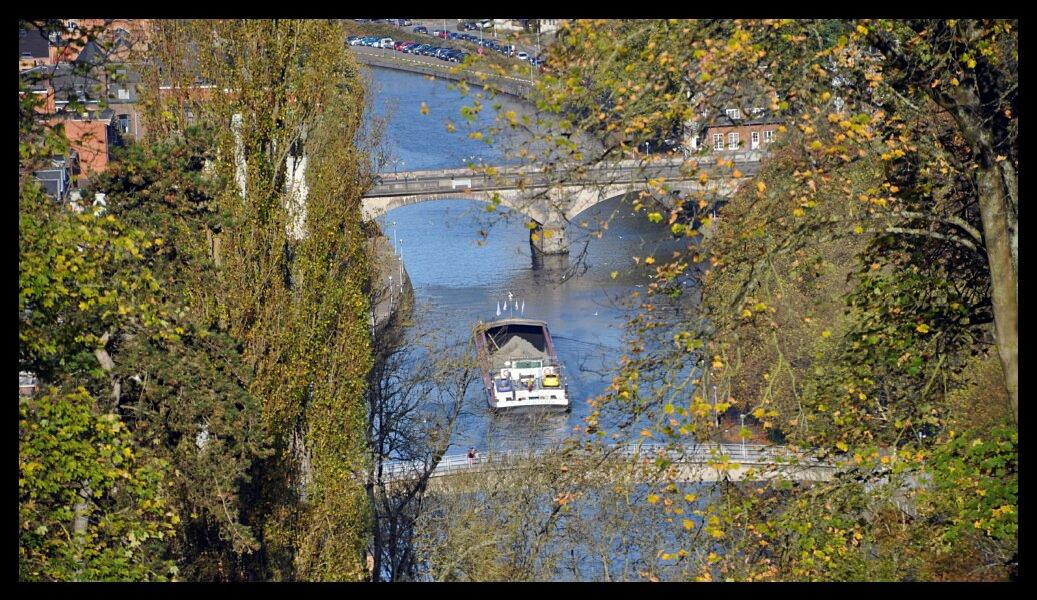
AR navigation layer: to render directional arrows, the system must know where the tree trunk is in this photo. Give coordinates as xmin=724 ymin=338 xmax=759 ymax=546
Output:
xmin=975 ymin=165 xmax=1018 ymax=422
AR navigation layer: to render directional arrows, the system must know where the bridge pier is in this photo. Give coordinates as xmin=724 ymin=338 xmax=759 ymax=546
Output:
xmin=529 ymin=222 xmax=568 ymax=256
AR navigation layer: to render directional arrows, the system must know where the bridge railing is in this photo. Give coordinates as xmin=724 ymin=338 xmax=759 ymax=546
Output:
xmin=377 ymin=441 xmax=831 ymax=483
xmin=366 ymin=160 xmax=762 ymax=198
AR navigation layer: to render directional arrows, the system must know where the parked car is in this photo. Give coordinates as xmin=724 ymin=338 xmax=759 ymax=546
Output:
xmin=516 ymin=51 xmax=529 ymax=60
xmin=378 ymin=37 xmax=394 ymax=49
xmin=413 ymin=25 xmax=428 ymax=34
xmin=347 ymin=36 xmax=362 ymax=46
xmin=394 ymin=40 xmax=408 ymax=51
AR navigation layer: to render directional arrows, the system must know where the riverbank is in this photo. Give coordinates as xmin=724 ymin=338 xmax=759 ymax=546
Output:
xmin=365 ymin=221 xmax=413 ymax=333
xmin=351 ymin=46 xmax=534 ymax=100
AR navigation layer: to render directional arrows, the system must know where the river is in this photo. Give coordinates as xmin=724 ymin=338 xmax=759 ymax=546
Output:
xmin=366 ymin=67 xmax=685 ymax=454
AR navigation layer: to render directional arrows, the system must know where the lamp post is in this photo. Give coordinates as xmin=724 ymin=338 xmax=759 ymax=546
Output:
xmin=712 ymin=384 xmax=718 ymax=428
xmin=535 ymin=27 xmax=541 ymax=81
xmin=388 ymin=275 xmax=393 ymax=309
xmin=739 ymin=413 xmax=747 ymax=458
xmin=398 ymin=238 xmax=404 ymax=294
xmin=391 ymin=220 xmax=398 ymax=255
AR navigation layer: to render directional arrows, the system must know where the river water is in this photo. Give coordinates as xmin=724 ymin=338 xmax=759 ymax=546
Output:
xmin=366 ymin=67 xmax=684 ymax=454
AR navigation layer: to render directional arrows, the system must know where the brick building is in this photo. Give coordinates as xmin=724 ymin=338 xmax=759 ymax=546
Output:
xmin=55 ymin=111 xmax=117 ymax=179
xmin=705 ymin=107 xmax=781 ymax=153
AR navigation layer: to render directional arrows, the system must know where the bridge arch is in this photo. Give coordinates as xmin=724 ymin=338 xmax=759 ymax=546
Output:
xmin=362 ymin=188 xmax=554 ymax=225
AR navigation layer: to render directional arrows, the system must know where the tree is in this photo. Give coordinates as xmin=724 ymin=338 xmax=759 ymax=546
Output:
xmin=141 ymin=20 xmax=375 ymax=580
xmin=459 ymin=18 xmax=1017 ymax=581
xmin=20 ymin=388 xmax=179 ymax=581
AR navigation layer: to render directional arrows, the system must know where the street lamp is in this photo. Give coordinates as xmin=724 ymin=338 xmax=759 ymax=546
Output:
xmin=388 ymin=275 xmax=393 ymax=309
xmin=391 ymin=220 xmax=398 ymax=255
xmin=398 ymin=238 xmax=404 ymax=294
xmin=712 ymin=384 xmax=718 ymax=428
xmin=739 ymin=413 xmax=747 ymax=458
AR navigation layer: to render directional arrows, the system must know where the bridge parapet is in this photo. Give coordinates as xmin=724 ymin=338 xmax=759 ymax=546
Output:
xmin=379 ymin=442 xmax=834 ymax=487
xmin=362 ymin=157 xmax=763 ymax=257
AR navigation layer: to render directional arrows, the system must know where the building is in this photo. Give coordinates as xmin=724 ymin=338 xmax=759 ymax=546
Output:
xmin=492 ymin=19 xmax=562 ymax=34
xmin=56 ymin=110 xmax=118 ymax=179
xmin=19 ymin=371 xmax=39 ymax=397
xmin=705 ymin=107 xmax=781 ymax=153
xmin=18 ymin=26 xmax=57 ymax=70
xmin=33 ymin=153 xmax=78 ymax=201
xmin=683 ymin=104 xmax=781 ymax=156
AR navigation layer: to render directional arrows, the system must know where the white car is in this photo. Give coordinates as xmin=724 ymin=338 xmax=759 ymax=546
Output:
xmin=516 ymin=51 xmax=529 ymax=61
xmin=378 ymin=37 xmax=394 ymax=48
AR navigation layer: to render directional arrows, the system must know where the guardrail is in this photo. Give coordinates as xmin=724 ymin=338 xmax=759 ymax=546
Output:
xmin=378 ymin=442 xmax=831 ymax=483
xmin=365 ymin=161 xmax=761 ymax=198
xmin=350 ymin=47 xmax=535 ymax=99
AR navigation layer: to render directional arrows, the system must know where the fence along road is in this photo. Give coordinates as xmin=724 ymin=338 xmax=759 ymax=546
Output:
xmin=350 ymin=46 xmax=535 ymax=100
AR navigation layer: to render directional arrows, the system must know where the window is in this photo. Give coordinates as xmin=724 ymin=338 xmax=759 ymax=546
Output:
xmin=713 ymin=134 xmax=724 ymax=150
xmin=728 ymin=132 xmax=740 ymax=149
xmin=751 ymin=131 xmax=760 ymax=149
xmin=118 ymin=114 xmax=129 ymax=134
xmin=764 ymin=130 xmax=774 ymax=143
xmin=117 ymin=88 xmax=130 ymax=100
xmin=725 ymin=108 xmax=742 ymax=120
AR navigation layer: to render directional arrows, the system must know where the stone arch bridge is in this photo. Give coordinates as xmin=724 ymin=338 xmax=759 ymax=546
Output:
xmin=362 ymin=156 xmax=760 ymax=256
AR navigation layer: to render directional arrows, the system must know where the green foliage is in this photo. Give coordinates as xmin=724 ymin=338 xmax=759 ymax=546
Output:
xmin=19 ymin=388 xmax=178 ymax=581
xmin=143 ymin=20 xmax=374 ymax=580
xmin=922 ymin=426 xmax=1017 ymax=550
xmin=521 ymin=18 xmax=1017 ymax=581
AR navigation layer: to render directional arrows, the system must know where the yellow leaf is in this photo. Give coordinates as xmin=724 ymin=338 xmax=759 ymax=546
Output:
xmin=645 ymin=256 xmax=655 ymax=265
xmin=610 ymin=271 xmax=618 ymax=280
xmin=647 ymin=494 xmax=660 ymax=504
xmin=419 ymin=102 xmax=429 ymax=115
xmin=756 ymin=181 xmax=766 ymax=193
xmin=821 ymin=330 xmax=831 ymax=338
xmin=683 ymin=519 xmax=695 ymax=530
xmin=916 ymin=323 xmax=930 ymax=333
xmin=836 ymin=441 xmax=848 ymax=452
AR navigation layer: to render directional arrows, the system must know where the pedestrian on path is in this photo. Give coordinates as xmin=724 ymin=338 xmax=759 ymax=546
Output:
xmin=467 ymin=447 xmax=475 ymax=467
